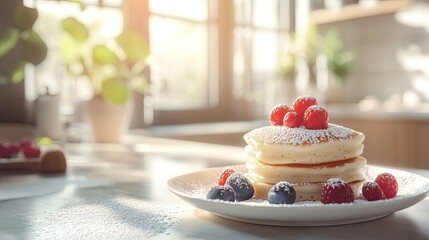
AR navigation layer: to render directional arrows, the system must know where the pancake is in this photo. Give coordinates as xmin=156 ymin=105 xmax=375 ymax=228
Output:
xmin=246 ymin=156 xmax=367 ymax=184
xmin=244 ymin=124 xmax=365 ymax=165
xmin=247 ymin=175 xmax=365 ymax=201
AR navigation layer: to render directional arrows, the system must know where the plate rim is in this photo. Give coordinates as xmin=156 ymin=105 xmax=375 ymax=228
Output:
xmin=167 ymin=164 xmax=429 ymax=226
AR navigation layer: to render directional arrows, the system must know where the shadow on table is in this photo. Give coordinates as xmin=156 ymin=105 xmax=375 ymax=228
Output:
xmin=182 ymin=209 xmax=429 ymax=240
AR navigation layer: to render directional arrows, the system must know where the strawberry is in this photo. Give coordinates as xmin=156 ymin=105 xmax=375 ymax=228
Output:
xmin=374 ymin=173 xmax=398 ymax=199
xmin=320 ymin=178 xmax=354 ymax=204
xmin=217 ymin=168 xmax=235 ymax=186
xmin=362 ymin=181 xmax=386 ymax=201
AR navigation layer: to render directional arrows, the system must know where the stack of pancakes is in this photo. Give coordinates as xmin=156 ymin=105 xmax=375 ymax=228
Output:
xmin=244 ymin=123 xmax=366 ymax=201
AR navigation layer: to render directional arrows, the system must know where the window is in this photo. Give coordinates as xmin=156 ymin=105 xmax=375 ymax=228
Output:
xmin=233 ymin=0 xmax=294 ymax=117
xmin=28 ymin=0 xmax=294 ymax=127
xmin=131 ymin=0 xmax=294 ymax=125
xmin=137 ymin=0 xmax=231 ymax=125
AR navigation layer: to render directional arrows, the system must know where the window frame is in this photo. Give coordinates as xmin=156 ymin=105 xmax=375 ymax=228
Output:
xmin=123 ymin=0 xmax=249 ymax=126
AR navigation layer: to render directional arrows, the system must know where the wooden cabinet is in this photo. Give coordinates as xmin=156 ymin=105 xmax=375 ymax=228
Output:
xmin=310 ymin=0 xmax=413 ymax=25
xmin=331 ymin=118 xmax=429 ymax=169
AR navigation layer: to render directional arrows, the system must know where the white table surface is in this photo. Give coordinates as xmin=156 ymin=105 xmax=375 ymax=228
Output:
xmin=0 ymin=134 xmax=428 ymax=240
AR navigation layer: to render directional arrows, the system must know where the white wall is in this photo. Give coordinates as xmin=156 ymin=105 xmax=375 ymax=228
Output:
xmin=319 ymin=11 xmax=429 ymax=103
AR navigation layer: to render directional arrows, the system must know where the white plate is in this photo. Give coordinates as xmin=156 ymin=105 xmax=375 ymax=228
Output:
xmin=167 ymin=165 xmax=429 ymax=226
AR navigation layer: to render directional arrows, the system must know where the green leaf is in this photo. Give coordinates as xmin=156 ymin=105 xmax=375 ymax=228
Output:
xmin=10 ymin=62 xmax=26 ymax=83
xmin=0 ymin=28 xmax=20 ymax=58
xmin=61 ymin=17 xmax=89 ymax=43
xmin=22 ymin=30 xmax=48 ymax=65
xmin=116 ymin=30 xmax=149 ymax=63
xmin=60 ymin=34 xmax=78 ymax=62
xmin=278 ymin=52 xmax=296 ymax=78
xmin=13 ymin=5 xmax=38 ymax=31
xmin=324 ymin=30 xmax=342 ymax=60
xmin=101 ymin=77 xmax=130 ymax=105
xmin=92 ymin=45 xmax=119 ymax=65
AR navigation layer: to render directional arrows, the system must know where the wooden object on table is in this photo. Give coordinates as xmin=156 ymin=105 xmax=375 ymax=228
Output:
xmin=0 ymin=145 xmax=67 ymax=173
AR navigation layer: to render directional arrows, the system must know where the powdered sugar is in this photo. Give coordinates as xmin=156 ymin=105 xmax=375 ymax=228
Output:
xmin=244 ymin=123 xmax=359 ymax=146
xmin=325 ymin=178 xmax=348 ymax=189
xmin=364 ymin=181 xmax=379 ymax=189
xmin=0 ymin=175 xmax=109 ymax=201
xmin=26 ymin=197 xmax=182 ymax=239
xmin=272 ymin=181 xmax=294 ymax=192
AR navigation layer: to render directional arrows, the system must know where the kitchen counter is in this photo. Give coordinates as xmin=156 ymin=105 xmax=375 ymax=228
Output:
xmin=326 ymin=103 xmax=429 ymax=121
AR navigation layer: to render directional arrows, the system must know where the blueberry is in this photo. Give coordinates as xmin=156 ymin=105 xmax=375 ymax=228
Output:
xmin=268 ymin=181 xmax=296 ymax=204
xmin=206 ymin=185 xmax=235 ymax=202
xmin=225 ymin=173 xmax=254 ymax=201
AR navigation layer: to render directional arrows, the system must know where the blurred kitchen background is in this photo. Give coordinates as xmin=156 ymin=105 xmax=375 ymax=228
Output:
xmin=0 ymin=0 xmax=429 ymax=168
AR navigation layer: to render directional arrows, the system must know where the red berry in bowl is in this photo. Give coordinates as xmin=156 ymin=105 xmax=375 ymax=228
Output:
xmin=303 ymin=105 xmax=329 ymax=129
xmin=218 ymin=168 xmax=235 ymax=186
xmin=374 ymin=173 xmax=398 ymax=199
xmin=283 ymin=112 xmax=302 ymax=128
xmin=269 ymin=104 xmax=292 ymax=126
xmin=362 ymin=181 xmax=386 ymax=201
xmin=292 ymin=96 xmax=318 ymax=117
xmin=3 ymin=142 xmax=20 ymax=156
xmin=321 ymin=178 xmax=354 ymax=204
xmin=0 ymin=144 xmax=11 ymax=158
xmin=22 ymin=143 xmax=41 ymax=158
xmin=20 ymin=138 xmax=35 ymax=150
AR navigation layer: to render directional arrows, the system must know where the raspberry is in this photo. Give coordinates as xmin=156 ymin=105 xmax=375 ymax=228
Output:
xmin=0 ymin=144 xmax=11 ymax=158
xmin=283 ymin=112 xmax=302 ymax=128
xmin=22 ymin=143 xmax=41 ymax=158
xmin=292 ymin=96 xmax=318 ymax=117
xmin=269 ymin=104 xmax=292 ymax=126
xmin=20 ymin=138 xmax=35 ymax=149
xmin=3 ymin=142 xmax=20 ymax=156
xmin=362 ymin=181 xmax=386 ymax=201
xmin=320 ymin=178 xmax=354 ymax=204
xmin=374 ymin=173 xmax=398 ymax=199
xmin=217 ymin=168 xmax=235 ymax=186
xmin=303 ymin=105 xmax=329 ymax=129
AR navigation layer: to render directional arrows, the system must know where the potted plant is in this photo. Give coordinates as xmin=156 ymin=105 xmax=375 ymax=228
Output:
xmin=323 ymin=29 xmax=355 ymax=102
xmin=0 ymin=3 xmax=47 ymax=123
xmin=0 ymin=4 xmax=47 ymax=84
xmin=60 ymin=17 xmax=149 ymax=142
xmin=278 ymin=24 xmax=355 ymax=102
xmin=323 ymin=29 xmax=355 ymax=86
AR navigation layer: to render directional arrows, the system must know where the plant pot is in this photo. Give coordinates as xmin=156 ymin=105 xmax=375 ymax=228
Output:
xmin=85 ymin=96 xmax=133 ymax=143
